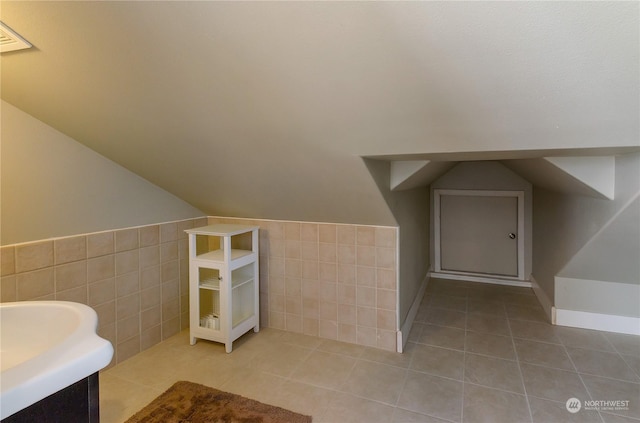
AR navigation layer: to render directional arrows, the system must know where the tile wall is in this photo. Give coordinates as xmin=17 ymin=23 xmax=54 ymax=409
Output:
xmin=0 ymin=216 xmax=399 ymax=367
xmin=208 ymin=217 xmax=399 ymax=351
xmin=0 ymin=217 xmax=207 ymax=366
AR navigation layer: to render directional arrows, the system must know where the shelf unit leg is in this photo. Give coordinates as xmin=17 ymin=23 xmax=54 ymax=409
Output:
xmin=254 ymin=325 xmax=259 ymax=333
xmin=190 ymin=336 xmax=197 ymax=346
xmin=225 ymin=342 xmax=233 ymax=353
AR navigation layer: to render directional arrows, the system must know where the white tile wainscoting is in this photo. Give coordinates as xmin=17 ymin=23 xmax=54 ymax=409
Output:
xmin=0 ymin=216 xmax=399 ymax=367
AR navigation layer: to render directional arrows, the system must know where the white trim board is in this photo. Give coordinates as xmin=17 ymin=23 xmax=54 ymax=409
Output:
xmin=555 ymin=276 xmax=640 ymax=319
xmin=555 ymin=309 xmax=640 ymax=336
xmin=429 ymin=271 xmax=532 ymax=287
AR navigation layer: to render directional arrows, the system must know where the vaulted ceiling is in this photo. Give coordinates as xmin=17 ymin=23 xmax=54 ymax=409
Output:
xmin=1 ymin=1 xmax=638 ymax=226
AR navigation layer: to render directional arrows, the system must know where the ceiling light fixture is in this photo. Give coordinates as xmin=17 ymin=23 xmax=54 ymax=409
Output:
xmin=0 ymin=21 xmax=32 ymax=53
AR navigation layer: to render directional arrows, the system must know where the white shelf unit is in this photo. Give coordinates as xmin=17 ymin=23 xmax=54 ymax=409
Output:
xmin=185 ymin=224 xmax=260 ymax=353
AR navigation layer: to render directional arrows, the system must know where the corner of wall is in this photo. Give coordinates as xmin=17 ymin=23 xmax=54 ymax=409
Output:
xmin=397 ymin=272 xmax=429 ymax=353
xmin=530 ymin=275 xmax=555 ymax=323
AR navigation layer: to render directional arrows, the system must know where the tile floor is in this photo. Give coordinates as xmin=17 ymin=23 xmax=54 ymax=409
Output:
xmin=100 ymin=279 xmax=640 ymax=423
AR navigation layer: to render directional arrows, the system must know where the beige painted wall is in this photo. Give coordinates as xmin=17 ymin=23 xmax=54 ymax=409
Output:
xmin=1 ymin=101 xmax=204 ymax=245
xmin=364 ymin=159 xmax=430 ymax=329
xmin=3 ymin=2 xmax=636 ymax=230
xmin=532 ymin=152 xmax=640 ymax=303
xmin=559 ymin=196 xmax=640 ymax=286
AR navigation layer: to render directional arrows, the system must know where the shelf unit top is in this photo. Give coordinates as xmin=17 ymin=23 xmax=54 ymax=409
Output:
xmin=185 ymin=223 xmax=259 ymax=237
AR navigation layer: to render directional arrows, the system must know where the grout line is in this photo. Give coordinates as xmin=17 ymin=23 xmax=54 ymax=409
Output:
xmin=506 ymin=311 xmax=535 ymax=423
xmin=460 ymin=293 xmax=468 ymax=423
xmin=392 ymin=367 xmax=410 ymax=410
xmin=619 ymin=354 xmax=640 ymax=382
xmin=561 ymin=338 xmax=607 ymax=423
xmin=602 ymin=333 xmax=640 ymax=382
xmin=462 ymin=380 xmax=529 ymax=398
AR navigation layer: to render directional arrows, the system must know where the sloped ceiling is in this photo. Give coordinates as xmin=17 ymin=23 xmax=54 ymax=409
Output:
xmin=1 ymin=1 xmax=638 ymax=226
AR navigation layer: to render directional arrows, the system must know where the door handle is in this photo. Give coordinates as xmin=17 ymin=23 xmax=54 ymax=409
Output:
xmin=508 ymin=233 xmax=516 ymax=239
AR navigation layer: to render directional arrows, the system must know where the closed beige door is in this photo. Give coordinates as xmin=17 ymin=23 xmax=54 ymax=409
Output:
xmin=440 ymin=194 xmax=519 ymax=277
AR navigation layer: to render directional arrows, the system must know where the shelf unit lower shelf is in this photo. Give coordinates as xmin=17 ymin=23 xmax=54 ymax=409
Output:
xmin=190 ymin=313 xmax=259 ymax=348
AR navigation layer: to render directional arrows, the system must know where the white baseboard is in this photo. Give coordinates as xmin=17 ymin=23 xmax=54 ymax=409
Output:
xmin=530 ymin=275 xmax=555 ymax=324
xmin=428 ymin=271 xmax=531 ymax=287
xmin=555 ymin=308 xmax=640 ymax=336
xmin=397 ymin=274 xmax=429 ymax=353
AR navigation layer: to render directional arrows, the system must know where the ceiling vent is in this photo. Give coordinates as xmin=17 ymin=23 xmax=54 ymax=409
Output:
xmin=0 ymin=21 xmax=32 ymax=53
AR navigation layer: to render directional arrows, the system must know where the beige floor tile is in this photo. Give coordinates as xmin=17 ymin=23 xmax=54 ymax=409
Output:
xmin=428 ymin=294 xmax=467 ymax=312
xmin=467 ymin=314 xmax=510 ymax=336
xmin=105 ymin=347 xmax=185 ymax=389
xmin=414 ymin=306 xmax=430 ymax=323
xmin=267 ymin=379 xmax=335 ymax=418
xmin=423 ymin=308 xmax=466 ymax=329
xmin=466 ymin=286 xmax=507 ymax=302
xmin=605 ymin=333 xmax=640 ymax=357
xmin=361 ymin=345 xmax=414 ymax=368
xmin=290 ymin=350 xmax=357 ymax=389
xmin=227 ymin=326 xmax=285 ymax=349
xmin=427 ymin=279 xmax=468 ymax=297
xmin=465 ymin=331 xmax=516 ymax=360
xmin=279 ymin=330 xmax=324 ymax=349
xmin=462 ymin=384 xmax=531 ymax=423
xmin=509 ymin=320 xmax=561 ymax=344
xmin=506 ymin=303 xmax=548 ymax=323
xmin=467 ymin=299 xmax=506 ymax=317
xmin=567 ymin=347 xmax=640 ymax=382
xmin=220 ymin=367 xmax=287 ymax=405
xmin=97 ymin=281 xmax=640 ymax=423
xmin=511 ymin=287 xmax=536 ymax=296
xmin=172 ymin=356 xmax=243 ymax=389
xmin=317 ymin=338 xmax=367 ymax=357
xmin=433 ymin=286 xmax=468 ymax=298
xmin=417 ymin=324 xmax=466 ymax=351
xmin=555 ymin=326 xmax=617 ymax=352
xmin=318 ymin=392 xmax=396 ymax=423
xmin=464 ymin=353 xmax=524 ymax=393
xmin=600 ymin=412 xmax=640 ymax=423
xmin=520 ymin=363 xmax=589 ymax=402
xmin=410 ymin=344 xmax=464 ymax=380
xmin=341 ymin=360 xmax=408 ymax=405
xmin=250 ymin=342 xmax=313 ymax=377
xmin=99 ymin=373 xmax=164 ymax=423
xmin=407 ymin=322 xmax=425 ymax=343
xmin=514 ymin=338 xmax=574 ymax=371
xmin=501 ymin=293 xmax=540 ymax=306
xmin=622 ymin=354 xmax=640 ymax=377
xmin=397 ymin=371 xmax=463 ymax=422
xmin=392 ymin=408 xmax=452 ymax=422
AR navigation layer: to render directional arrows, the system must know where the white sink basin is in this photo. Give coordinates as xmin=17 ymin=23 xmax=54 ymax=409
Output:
xmin=0 ymin=301 xmax=114 ymax=420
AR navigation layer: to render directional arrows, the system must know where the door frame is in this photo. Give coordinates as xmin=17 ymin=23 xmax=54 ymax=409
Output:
xmin=434 ymin=189 xmax=526 ymax=281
